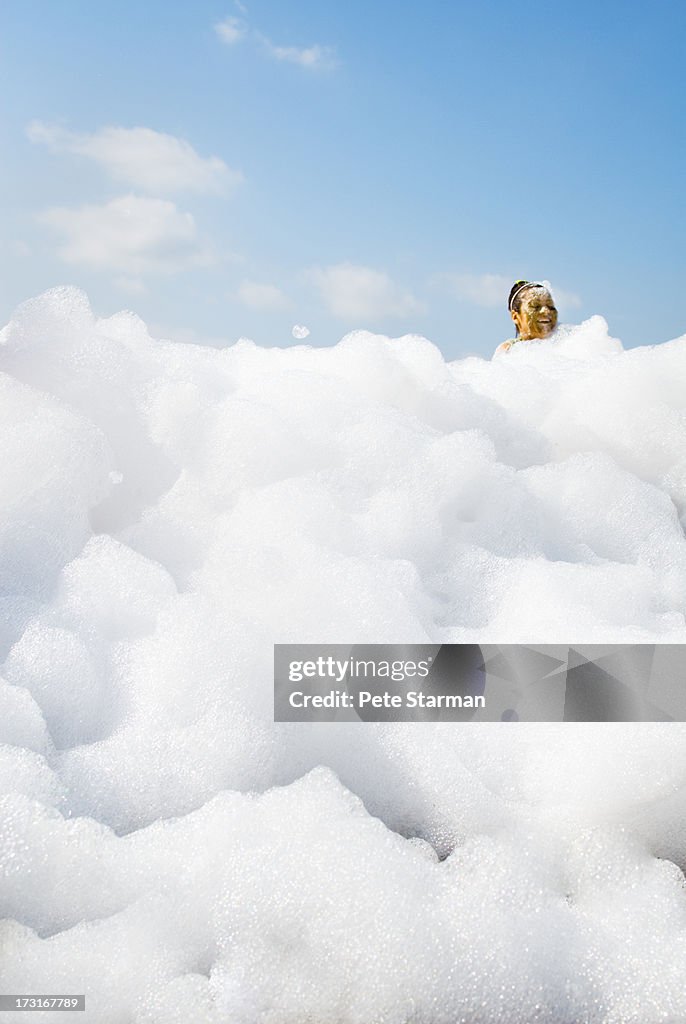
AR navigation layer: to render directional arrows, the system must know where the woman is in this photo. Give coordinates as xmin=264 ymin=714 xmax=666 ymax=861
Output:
xmin=494 ymin=280 xmax=558 ymax=355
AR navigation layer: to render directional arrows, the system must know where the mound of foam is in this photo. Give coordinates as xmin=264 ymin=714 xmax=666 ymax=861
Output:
xmin=1 ymin=288 xmax=686 ymax=1022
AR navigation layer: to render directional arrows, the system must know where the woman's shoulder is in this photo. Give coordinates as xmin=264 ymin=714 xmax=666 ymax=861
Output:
xmin=494 ymin=338 xmax=517 ymax=356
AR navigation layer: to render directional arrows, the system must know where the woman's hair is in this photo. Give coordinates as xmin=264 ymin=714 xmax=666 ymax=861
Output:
xmin=508 ymin=280 xmax=535 ymax=313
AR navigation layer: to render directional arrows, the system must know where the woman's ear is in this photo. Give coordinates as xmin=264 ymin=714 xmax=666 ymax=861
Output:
xmin=511 ymin=309 xmax=519 ymax=327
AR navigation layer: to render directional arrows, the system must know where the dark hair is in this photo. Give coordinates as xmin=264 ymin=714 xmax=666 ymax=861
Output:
xmin=508 ymin=280 xmax=533 ymax=313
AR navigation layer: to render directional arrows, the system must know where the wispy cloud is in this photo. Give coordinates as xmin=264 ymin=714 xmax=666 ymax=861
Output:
xmin=214 ymin=10 xmax=339 ymax=71
xmin=113 ymin=275 xmax=147 ymax=295
xmin=214 ymin=16 xmax=247 ymax=45
xmin=236 ymin=280 xmax=292 ymax=311
xmin=310 ymin=263 xmax=420 ymax=321
xmin=435 ymin=272 xmax=582 ymax=311
xmin=261 ymin=38 xmax=339 ymax=70
xmin=39 ymin=195 xmax=213 ymax=275
xmin=545 ymin=283 xmax=582 ymax=310
xmin=434 ymin=273 xmax=513 ymax=308
xmin=26 ymin=122 xmax=242 ymax=195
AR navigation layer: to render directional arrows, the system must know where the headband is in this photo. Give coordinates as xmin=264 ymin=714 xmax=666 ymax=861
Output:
xmin=508 ymin=281 xmax=546 ymax=312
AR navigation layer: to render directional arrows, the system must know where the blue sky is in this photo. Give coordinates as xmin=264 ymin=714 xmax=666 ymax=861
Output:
xmin=2 ymin=0 xmax=684 ymax=357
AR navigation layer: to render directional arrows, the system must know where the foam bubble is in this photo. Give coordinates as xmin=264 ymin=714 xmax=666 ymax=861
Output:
xmin=1 ymin=289 xmax=686 ymax=1022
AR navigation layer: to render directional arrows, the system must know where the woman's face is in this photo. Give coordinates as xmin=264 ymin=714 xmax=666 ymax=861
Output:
xmin=512 ymin=288 xmax=558 ymax=339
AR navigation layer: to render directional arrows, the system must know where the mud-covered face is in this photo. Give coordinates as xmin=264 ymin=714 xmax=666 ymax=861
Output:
xmin=512 ymin=288 xmax=558 ymax=339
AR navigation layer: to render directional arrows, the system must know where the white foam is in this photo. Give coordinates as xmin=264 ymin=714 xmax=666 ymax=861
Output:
xmin=1 ymin=288 xmax=686 ymax=1022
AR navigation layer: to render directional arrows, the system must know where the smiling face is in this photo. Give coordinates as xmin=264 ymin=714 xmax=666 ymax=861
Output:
xmin=511 ymin=287 xmax=558 ymax=339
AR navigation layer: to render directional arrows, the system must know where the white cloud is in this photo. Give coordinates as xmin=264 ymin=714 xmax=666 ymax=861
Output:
xmin=261 ymin=38 xmax=338 ymax=70
xmin=113 ymin=275 xmax=147 ymax=295
xmin=546 ymin=283 xmax=582 ymax=310
xmin=214 ymin=16 xmax=246 ymax=44
xmin=311 ymin=263 xmax=420 ymax=321
xmin=40 ymin=195 xmax=213 ymax=275
xmin=213 ymin=11 xmax=338 ymax=71
xmin=26 ymin=121 xmax=241 ymax=195
xmin=436 ymin=272 xmax=582 ymax=311
xmin=236 ymin=280 xmax=292 ymax=310
xmin=435 ymin=273 xmax=512 ymax=308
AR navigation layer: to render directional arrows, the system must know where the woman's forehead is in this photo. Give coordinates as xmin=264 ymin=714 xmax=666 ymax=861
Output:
xmin=522 ymin=287 xmax=554 ymax=305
